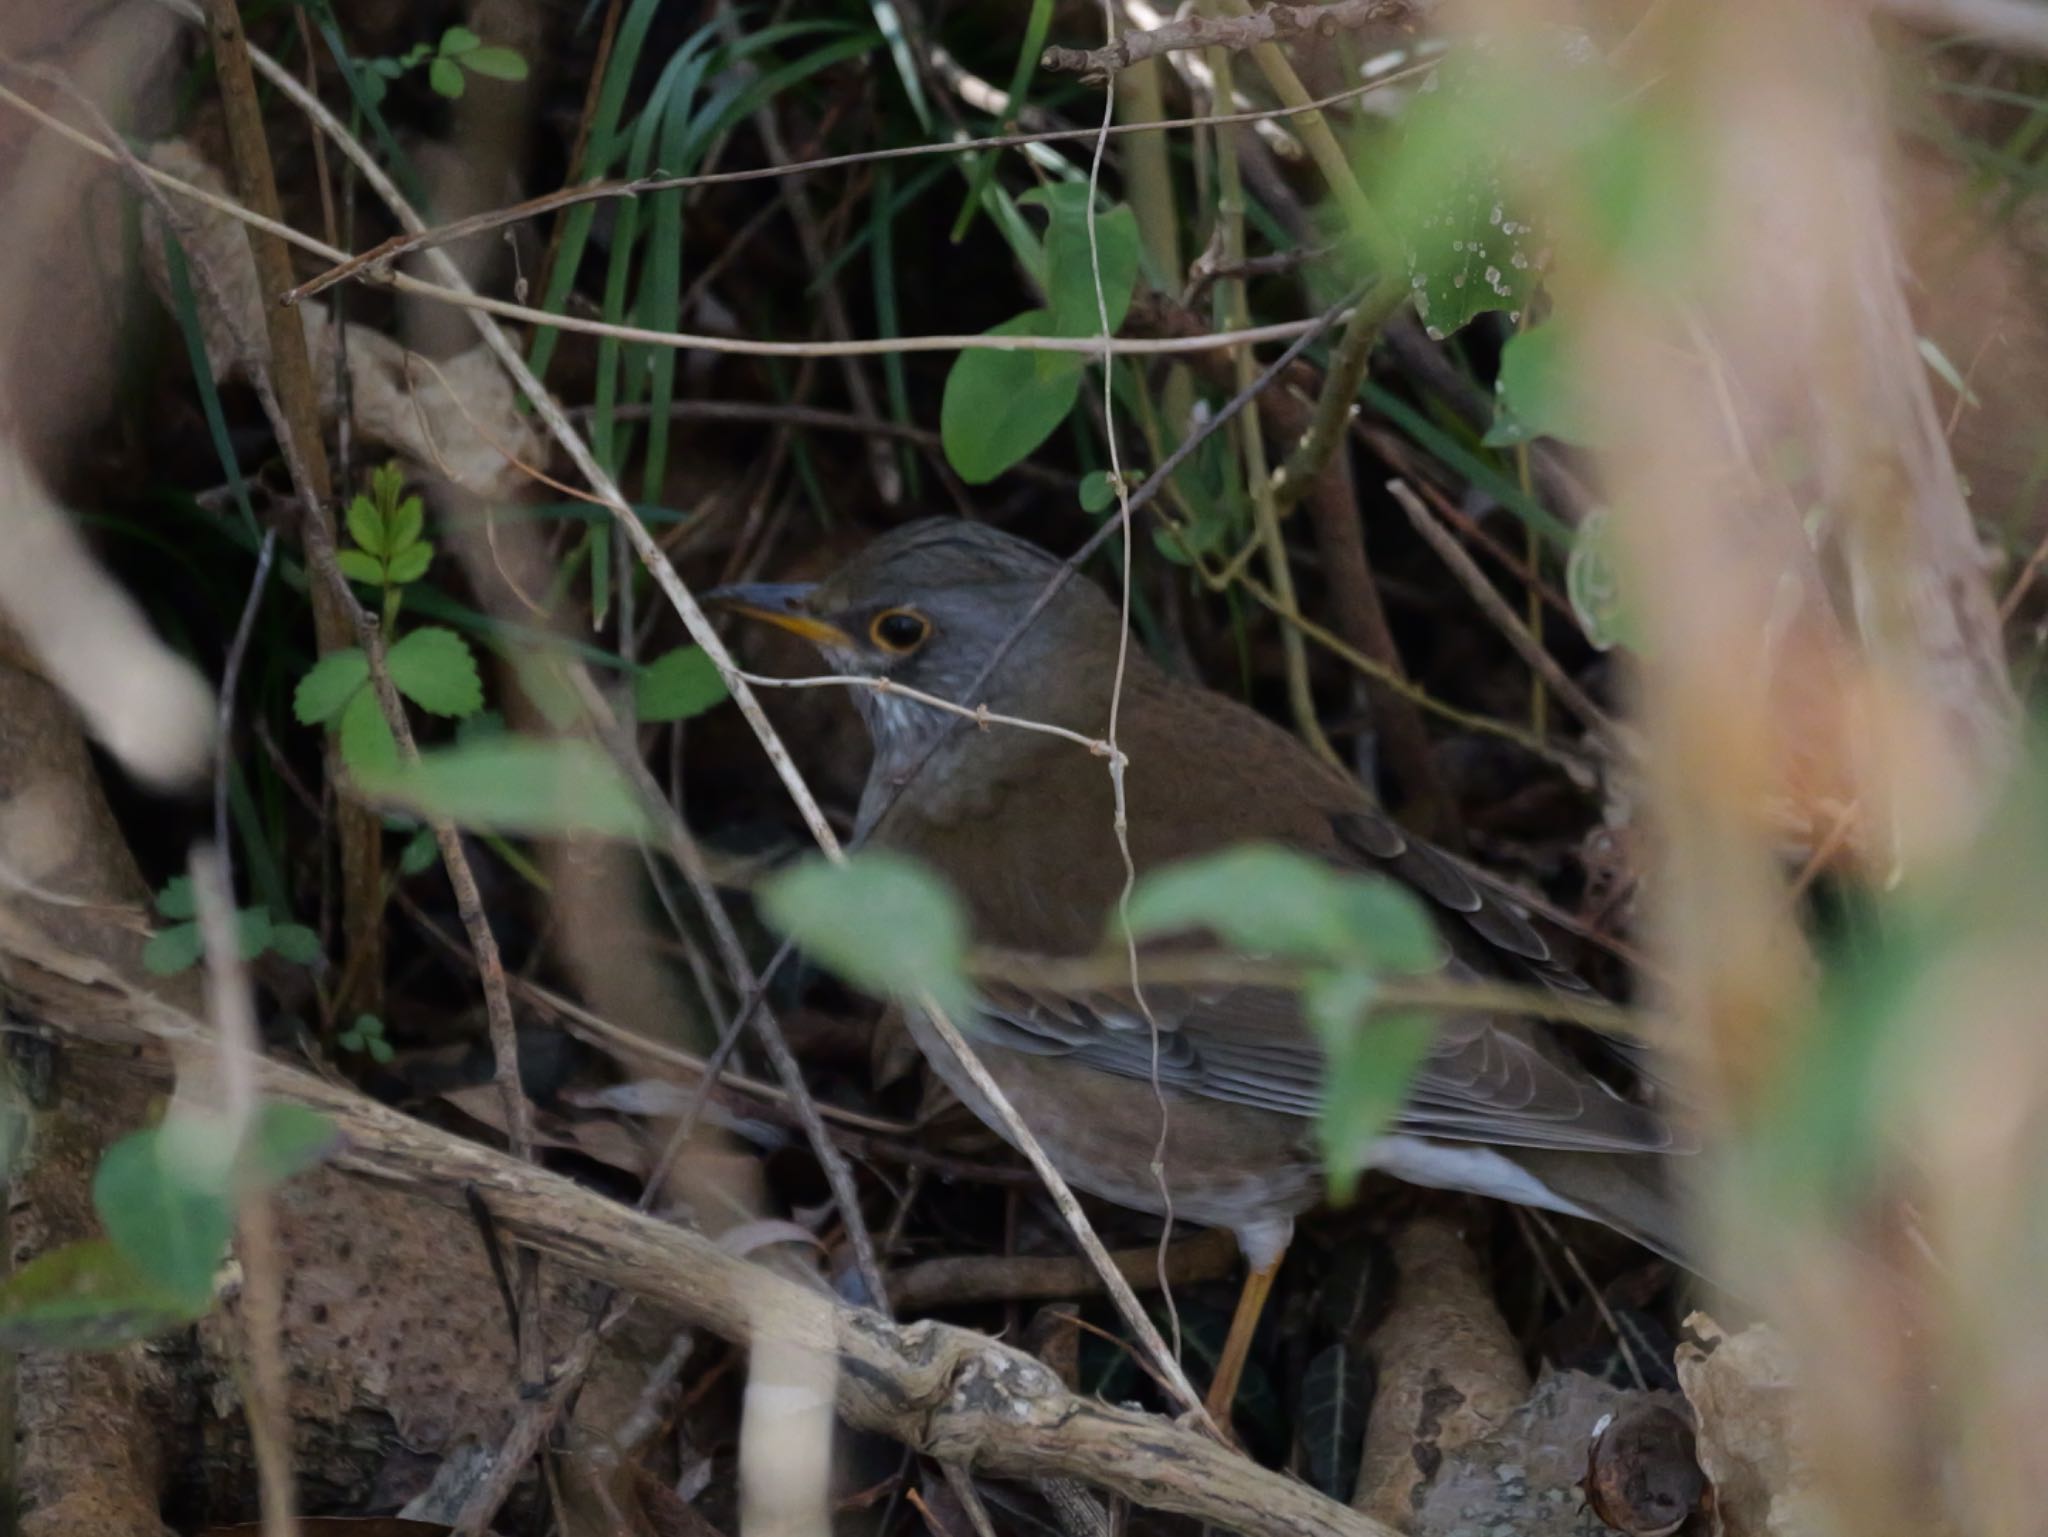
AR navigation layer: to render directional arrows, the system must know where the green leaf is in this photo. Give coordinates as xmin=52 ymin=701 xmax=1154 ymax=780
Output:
xmin=462 ymin=46 xmax=529 ymax=82
xmin=336 ymin=550 xmax=385 ymax=586
xmin=1484 ymin=320 xmax=1596 ymax=448
xmin=92 ymin=1127 xmax=232 ymax=1308
xmin=399 ymin=825 xmax=439 ymax=876
xmin=1307 ymin=978 xmax=1434 ymax=1202
xmin=1020 ymin=184 xmax=1141 ymax=337
xmin=155 ymin=876 xmax=195 ymax=921
xmin=241 ymin=1103 xmax=339 ymax=1186
xmin=1371 ymin=46 xmax=1550 ymax=339
xmin=439 ymin=24 xmax=481 ymax=55
xmin=387 ymin=626 xmax=485 ymax=718
xmin=339 ymin=686 xmax=399 ymax=776
xmin=294 ymin=649 xmax=370 ymax=724
xmin=759 ymin=853 xmax=971 ymax=1015
xmin=1331 ymin=882 xmax=1445 ymax=975
xmin=386 ymin=493 xmax=424 ymax=553
xmin=345 ymin=493 xmax=386 ymax=556
xmin=428 ymin=56 xmax=466 ymax=98
xmin=1125 ymin=847 xmax=1444 ymax=971
xmin=141 ymin=922 xmax=203 ymax=976
xmin=367 ymin=1035 xmax=395 ymax=1064
xmin=234 ymin=906 xmax=274 ymax=960
xmin=267 ymin=922 xmax=323 ymax=966
xmin=1079 ymin=470 xmax=1116 ymax=514
xmin=371 ymin=460 xmax=406 ymax=511
xmin=354 ymin=738 xmax=651 ymax=838
xmin=1565 ymin=508 xmax=1635 ymax=653
xmin=1300 ymin=1343 xmax=1373 ymax=1501
xmin=635 ymin=646 xmax=729 ymax=721
xmin=940 ymin=310 xmax=1085 ymax=484
xmin=0 ymin=1240 xmax=201 ymax=1352
xmin=385 ymin=540 xmax=434 ymax=585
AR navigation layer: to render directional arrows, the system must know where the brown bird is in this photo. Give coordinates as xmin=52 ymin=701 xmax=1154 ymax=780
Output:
xmin=717 ymin=518 xmax=1686 ymax=1420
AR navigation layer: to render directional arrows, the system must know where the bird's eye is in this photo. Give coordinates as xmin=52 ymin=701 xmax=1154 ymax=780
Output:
xmin=869 ymin=608 xmax=931 ymax=653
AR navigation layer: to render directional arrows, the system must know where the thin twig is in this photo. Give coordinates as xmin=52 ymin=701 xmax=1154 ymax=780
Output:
xmin=1387 ymin=479 xmax=1626 ymax=753
xmin=1303 ymin=451 xmax=1459 ymax=840
xmin=0 ymin=79 xmax=1342 ymax=365
xmin=733 ymin=670 xmax=1127 ymax=762
xmin=215 ymin=527 xmax=277 ymax=889
xmin=577 ymin=399 xmax=1074 ymax=486
xmin=190 ymin=848 xmax=297 ymax=1537
xmin=188 ymin=0 xmax=387 ymax=1024
xmin=967 ymin=949 xmax=1659 ymax=1039
xmin=1878 ymin=0 xmax=2048 ymax=59
xmin=1043 ymin=0 xmax=1414 ymax=83
xmin=276 ymin=68 xmax=1431 ymax=301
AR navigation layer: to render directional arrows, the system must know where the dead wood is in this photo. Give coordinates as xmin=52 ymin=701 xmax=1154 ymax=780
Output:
xmin=1352 ymin=1215 xmax=1531 ymax=1526
xmin=0 ymin=915 xmax=1397 ymax=1537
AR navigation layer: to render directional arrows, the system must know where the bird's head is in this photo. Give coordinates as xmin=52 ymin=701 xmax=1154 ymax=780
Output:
xmin=708 ymin=519 xmax=1119 ymax=770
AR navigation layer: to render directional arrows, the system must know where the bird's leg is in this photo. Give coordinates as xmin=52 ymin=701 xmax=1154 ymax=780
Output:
xmin=1205 ymin=1254 xmax=1283 ymax=1424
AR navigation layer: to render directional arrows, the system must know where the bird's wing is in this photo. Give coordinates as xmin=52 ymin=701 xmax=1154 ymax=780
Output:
xmin=1326 ymin=808 xmax=1588 ymax=994
xmin=970 ymin=967 xmax=1676 ymax=1153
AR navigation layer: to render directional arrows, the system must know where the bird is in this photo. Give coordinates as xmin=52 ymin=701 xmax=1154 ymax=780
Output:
xmin=714 ymin=517 xmax=1686 ymax=1421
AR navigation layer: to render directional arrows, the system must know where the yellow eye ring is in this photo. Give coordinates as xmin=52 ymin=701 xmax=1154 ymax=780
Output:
xmin=869 ymin=608 xmax=932 ymax=653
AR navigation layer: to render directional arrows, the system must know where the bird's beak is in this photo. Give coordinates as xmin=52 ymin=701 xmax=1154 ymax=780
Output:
xmin=702 ymin=582 xmax=852 ymax=647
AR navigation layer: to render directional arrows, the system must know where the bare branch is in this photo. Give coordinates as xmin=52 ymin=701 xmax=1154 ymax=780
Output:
xmin=1043 ymin=0 xmax=1417 ymax=84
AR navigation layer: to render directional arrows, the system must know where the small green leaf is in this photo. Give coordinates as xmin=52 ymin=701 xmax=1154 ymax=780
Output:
xmin=294 ymin=649 xmax=370 ymax=724
xmin=367 ymin=1035 xmax=395 ymax=1064
xmin=940 ymin=310 xmax=1085 ymax=484
xmin=635 ymin=646 xmax=730 ymax=722
xmin=439 ymin=24 xmax=481 ymax=55
xmin=1079 ymin=470 xmax=1115 ymax=514
xmin=1125 ymin=847 xmax=1444 ymax=972
xmin=386 ymin=493 xmax=424 ymax=554
xmin=345 ymin=494 xmax=386 ymax=556
xmin=339 ymin=686 xmax=399 ymax=776
xmin=760 ymin=853 xmax=971 ymax=1015
xmin=93 ymin=1127 xmax=232 ymax=1308
xmin=1484 ymin=320 xmax=1596 ymax=448
xmin=463 ymin=46 xmax=529 ymax=82
xmin=399 ymin=825 xmax=439 ymax=876
xmin=1565 ymin=508 xmax=1635 ymax=653
xmin=241 ymin=1103 xmax=339 ymax=1186
xmin=1306 ymin=976 xmax=1434 ymax=1203
xmin=234 ymin=906 xmax=273 ymax=960
xmin=385 ymin=540 xmax=434 ymax=585
xmin=355 ymin=738 xmax=650 ymax=838
xmin=428 ymin=56 xmax=466 ymax=98
xmin=267 ymin=922 xmax=323 ymax=966
xmin=371 ymin=461 xmax=406 ymax=510
xmin=155 ymin=876 xmax=195 ymax=921
xmin=387 ymin=626 xmax=485 ymax=718
xmin=1020 ymin=184 xmax=1141 ymax=337
xmin=336 ymin=550 xmax=385 ymax=586
xmin=141 ymin=922 xmax=203 ymax=976
xmin=0 ymin=1240 xmax=201 ymax=1352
